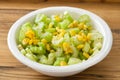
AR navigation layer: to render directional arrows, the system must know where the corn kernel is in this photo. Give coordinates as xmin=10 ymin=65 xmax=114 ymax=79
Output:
xmin=60 ymin=61 xmax=67 ymax=66
xmin=25 ymin=30 xmax=35 ymax=39
xmin=54 ymin=15 xmax=61 ymax=22
xmin=46 ymin=44 xmax=51 ymax=51
xmin=29 ymin=39 xmax=33 ymax=45
xmin=77 ymin=44 xmax=84 ymax=50
xmin=70 ymin=30 xmax=76 ymax=36
xmin=78 ymin=23 xmax=84 ymax=29
xmin=63 ymin=42 xmax=72 ymax=54
xmin=83 ymin=25 xmax=87 ymax=30
xmin=77 ymin=35 xmax=83 ymax=41
xmin=41 ymin=39 xmax=47 ymax=44
xmin=83 ymin=52 xmax=90 ymax=58
xmin=50 ymin=50 xmax=55 ymax=53
xmin=73 ymin=20 xmax=78 ymax=27
xmin=87 ymin=33 xmax=91 ymax=40
xmin=49 ymin=23 xmax=53 ymax=28
xmin=68 ymin=23 xmax=74 ymax=28
xmin=33 ymin=38 xmax=39 ymax=45
xmin=22 ymin=38 xmax=30 ymax=45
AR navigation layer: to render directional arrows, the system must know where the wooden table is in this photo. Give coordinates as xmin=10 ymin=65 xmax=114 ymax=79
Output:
xmin=0 ymin=2 xmax=120 ymax=80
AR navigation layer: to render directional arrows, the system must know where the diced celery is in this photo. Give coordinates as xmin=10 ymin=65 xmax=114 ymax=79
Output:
xmin=25 ymin=53 xmax=38 ymax=61
xmin=47 ymin=53 xmax=56 ymax=65
xmin=20 ymin=49 xmax=27 ymax=55
xmin=59 ymin=19 xmax=70 ymax=29
xmin=53 ymin=57 xmax=66 ymax=66
xmin=71 ymin=44 xmax=79 ymax=57
xmin=19 ymin=22 xmax=32 ymax=43
xmin=79 ymin=51 xmax=86 ymax=60
xmin=30 ymin=46 xmax=46 ymax=55
xmin=40 ymin=55 xmax=48 ymax=64
xmin=64 ymin=33 xmax=70 ymax=43
xmin=41 ymin=32 xmax=53 ymax=42
xmin=89 ymin=33 xmax=103 ymax=40
xmin=79 ymin=14 xmax=90 ymax=23
xmin=68 ymin=58 xmax=81 ymax=65
xmin=82 ymin=42 xmax=90 ymax=53
xmin=38 ymin=42 xmax=46 ymax=49
xmin=35 ymin=14 xmax=47 ymax=24
xmin=55 ymin=48 xmax=63 ymax=57
xmin=64 ymin=11 xmax=73 ymax=22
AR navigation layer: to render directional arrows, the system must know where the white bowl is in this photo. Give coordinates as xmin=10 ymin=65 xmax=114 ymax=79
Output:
xmin=7 ymin=6 xmax=113 ymax=77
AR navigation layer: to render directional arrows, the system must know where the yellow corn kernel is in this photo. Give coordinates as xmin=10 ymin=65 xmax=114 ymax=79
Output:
xmin=50 ymin=50 xmax=55 ymax=53
xmin=29 ymin=39 xmax=33 ymax=45
xmin=63 ymin=42 xmax=72 ymax=54
xmin=77 ymin=35 xmax=83 ymax=41
xmin=22 ymin=38 xmax=30 ymax=45
xmin=77 ymin=44 xmax=84 ymax=50
xmin=33 ymin=38 xmax=39 ymax=45
xmin=48 ymin=23 xmax=53 ymax=28
xmin=69 ymin=30 xmax=76 ymax=36
xmin=25 ymin=30 xmax=35 ymax=39
xmin=83 ymin=25 xmax=87 ymax=30
xmin=83 ymin=52 xmax=90 ymax=58
xmin=53 ymin=32 xmax=58 ymax=35
xmin=60 ymin=61 xmax=67 ymax=66
xmin=68 ymin=23 xmax=74 ymax=28
xmin=87 ymin=33 xmax=91 ymax=40
xmin=54 ymin=15 xmax=61 ymax=22
xmin=73 ymin=20 xmax=78 ymax=27
xmin=59 ymin=30 xmax=65 ymax=37
xmin=46 ymin=44 xmax=51 ymax=51
xmin=41 ymin=39 xmax=47 ymax=44
xmin=65 ymin=49 xmax=73 ymax=54
xmin=78 ymin=23 xmax=84 ymax=29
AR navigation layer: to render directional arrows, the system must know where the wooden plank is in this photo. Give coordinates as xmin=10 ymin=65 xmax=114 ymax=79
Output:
xmin=105 ymin=0 xmax=120 ymax=2
xmin=0 ymin=2 xmax=120 ymax=80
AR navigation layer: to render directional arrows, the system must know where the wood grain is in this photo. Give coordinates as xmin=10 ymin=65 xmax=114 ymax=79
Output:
xmin=0 ymin=2 xmax=120 ymax=80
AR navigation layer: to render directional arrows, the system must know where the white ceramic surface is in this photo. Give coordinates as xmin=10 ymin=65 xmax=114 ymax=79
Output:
xmin=7 ymin=7 xmax=113 ymax=77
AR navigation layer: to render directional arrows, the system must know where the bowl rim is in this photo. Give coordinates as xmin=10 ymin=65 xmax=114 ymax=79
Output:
xmin=7 ymin=6 xmax=113 ymax=72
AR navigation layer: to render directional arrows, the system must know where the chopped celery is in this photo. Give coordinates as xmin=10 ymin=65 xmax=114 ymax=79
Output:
xmin=19 ymin=22 xmax=32 ymax=43
xmin=18 ymin=12 xmax=103 ymax=66
xmin=60 ymin=19 xmax=70 ymax=29
xmin=82 ymin=42 xmax=90 ymax=53
xmin=68 ymin=58 xmax=81 ymax=65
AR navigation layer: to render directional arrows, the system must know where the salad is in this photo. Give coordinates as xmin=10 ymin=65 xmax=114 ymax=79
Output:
xmin=17 ymin=12 xmax=103 ymax=66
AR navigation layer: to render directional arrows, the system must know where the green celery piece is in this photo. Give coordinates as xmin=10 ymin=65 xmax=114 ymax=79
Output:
xmin=40 ymin=55 xmax=48 ymax=64
xmin=82 ymin=42 xmax=90 ymax=53
xmin=47 ymin=53 xmax=56 ymax=65
xmin=71 ymin=44 xmax=79 ymax=57
xmin=30 ymin=46 xmax=46 ymax=55
xmin=79 ymin=14 xmax=90 ymax=23
xmin=64 ymin=11 xmax=73 ymax=22
xmin=53 ymin=57 xmax=66 ymax=66
xmin=20 ymin=49 xmax=27 ymax=55
xmin=38 ymin=42 xmax=46 ymax=49
xmin=79 ymin=51 xmax=86 ymax=60
xmin=68 ymin=58 xmax=81 ymax=65
xmin=55 ymin=48 xmax=63 ymax=57
xmin=59 ymin=19 xmax=70 ymax=29
xmin=64 ymin=33 xmax=70 ymax=43
xmin=25 ymin=53 xmax=38 ymax=61
xmin=35 ymin=14 xmax=47 ymax=24
xmin=19 ymin=22 xmax=32 ymax=43
xmin=41 ymin=32 xmax=53 ymax=42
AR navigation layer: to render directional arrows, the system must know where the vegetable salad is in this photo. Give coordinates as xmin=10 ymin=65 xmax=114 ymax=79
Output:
xmin=18 ymin=12 xmax=103 ymax=66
